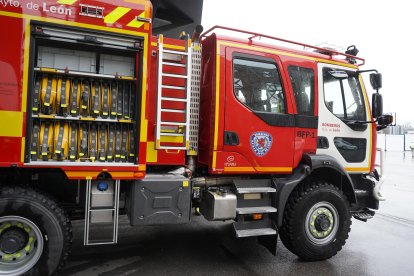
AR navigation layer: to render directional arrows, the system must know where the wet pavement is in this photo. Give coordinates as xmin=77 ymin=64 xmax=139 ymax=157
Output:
xmin=60 ymin=151 xmax=414 ymax=276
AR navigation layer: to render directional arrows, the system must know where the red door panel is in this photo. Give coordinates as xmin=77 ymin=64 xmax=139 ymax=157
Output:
xmin=220 ymin=47 xmax=295 ymax=173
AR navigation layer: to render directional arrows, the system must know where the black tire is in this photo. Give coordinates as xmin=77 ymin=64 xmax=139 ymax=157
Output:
xmin=279 ymin=181 xmax=352 ymax=261
xmin=0 ymin=186 xmax=72 ymax=275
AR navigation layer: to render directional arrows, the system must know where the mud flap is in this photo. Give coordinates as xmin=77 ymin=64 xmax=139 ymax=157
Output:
xmin=258 ymin=234 xmax=278 ymax=256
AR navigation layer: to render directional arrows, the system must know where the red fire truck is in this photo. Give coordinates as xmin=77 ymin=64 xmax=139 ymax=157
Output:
xmin=0 ymin=0 xmax=393 ymax=275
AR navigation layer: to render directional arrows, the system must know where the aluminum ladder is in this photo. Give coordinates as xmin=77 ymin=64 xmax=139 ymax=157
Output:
xmin=155 ymin=35 xmax=192 ymax=150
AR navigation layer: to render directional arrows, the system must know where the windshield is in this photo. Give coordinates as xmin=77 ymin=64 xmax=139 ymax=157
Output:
xmin=323 ymin=68 xmax=366 ymax=121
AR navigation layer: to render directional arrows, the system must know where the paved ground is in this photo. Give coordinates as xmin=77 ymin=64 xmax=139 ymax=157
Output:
xmin=60 ymin=151 xmax=414 ymax=276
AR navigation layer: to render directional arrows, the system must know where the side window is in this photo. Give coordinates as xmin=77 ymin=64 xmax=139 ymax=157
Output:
xmin=323 ymin=68 xmax=366 ymax=121
xmin=288 ymin=66 xmax=315 ymax=116
xmin=233 ymin=58 xmax=286 ymax=114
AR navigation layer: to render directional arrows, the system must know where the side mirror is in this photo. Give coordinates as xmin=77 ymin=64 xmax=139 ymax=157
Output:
xmin=372 ymin=93 xmax=383 ymax=118
xmin=370 ymin=73 xmax=382 ymax=90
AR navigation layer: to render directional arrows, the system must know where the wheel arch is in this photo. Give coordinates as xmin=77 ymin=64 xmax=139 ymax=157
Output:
xmin=275 ymin=154 xmax=356 ymax=227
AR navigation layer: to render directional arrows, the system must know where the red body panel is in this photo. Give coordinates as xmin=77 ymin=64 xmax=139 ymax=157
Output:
xmin=198 ymin=35 xmax=217 ymax=168
xmin=0 ymin=15 xmax=23 ymax=112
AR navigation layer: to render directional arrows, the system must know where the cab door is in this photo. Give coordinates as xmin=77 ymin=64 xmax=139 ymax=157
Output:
xmin=219 ymin=47 xmax=295 ymax=173
xmin=317 ymin=63 xmax=372 ymax=172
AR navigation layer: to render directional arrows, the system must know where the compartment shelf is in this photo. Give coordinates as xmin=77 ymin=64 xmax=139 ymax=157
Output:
xmin=34 ymin=67 xmax=136 ymax=81
xmin=33 ymin=114 xmax=135 ymax=124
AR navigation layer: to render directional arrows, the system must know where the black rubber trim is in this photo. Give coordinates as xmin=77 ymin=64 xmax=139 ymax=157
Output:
xmin=254 ymin=112 xmax=295 ymax=127
xmin=294 ymin=115 xmax=318 ymax=129
xmin=254 ymin=112 xmax=318 ymax=128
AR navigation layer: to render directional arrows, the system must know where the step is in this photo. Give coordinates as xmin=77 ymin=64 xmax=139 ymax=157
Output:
xmin=237 ymin=187 xmax=276 ymax=194
xmin=158 ymin=145 xmax=188 ymax=150
xmin=162 ymin=73 xmax=188 ymax=79
xmin=235 ymin=228 xmax=277 ymax=238
xmin=160 ymin=121 xmax=187 ymax=126
xmin=161 ymin=108 xmax=186 ymax=113
xmin=354 ymin=189 xmax=370 ymax=196
xmin=353 ymin=209 xmax=375 ymax=221
xmin=162 ymin=62 xmax=186 ymax=67
xmin=89 ymin=208 xmax=116 ymax=213
xmin=161 ymin=97 xmax=187 ymax=102
xmin=163 ymin=49 xmax=189 ymax=56
xmin=161 ymin=85 xmax=186 ymax=90
xmin=236 ymin=206 xmax=277 ymax=215
xmin=160 ymin=132 xmax=184 ymax=137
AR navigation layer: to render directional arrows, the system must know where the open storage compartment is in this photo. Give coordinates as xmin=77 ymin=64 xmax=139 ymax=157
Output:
xmin=25 ymin=23 xmax=144 ymax=165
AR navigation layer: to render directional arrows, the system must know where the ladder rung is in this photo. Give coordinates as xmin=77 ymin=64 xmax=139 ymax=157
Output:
xmin=89 ymin=208 xmax=116 ymax=212
xmin=161 ymin=85 xmax=186 ymax=90
xmin=162 ymin=73 xmax=188 ymax=79
xmin=161 ymin=108 xmax=186 ymax=113
xmin=161 ymin=97 xmax=187 ymax=102
xmin=160 ymin=132 xmax=185 ymax=137
xmin=162 ymin=62 xmax=186 ymax=67
xmin=160 ymin=121 xmax=187 ymax=126
xmin=163 ymin=49 xmax=189 ymax=56
xmin=158 ymin=145 xmax=188 ymax=150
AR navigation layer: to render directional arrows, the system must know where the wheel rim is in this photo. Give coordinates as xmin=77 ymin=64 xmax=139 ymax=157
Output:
xmin=305 ymin=201 xmax=339 ymax=245
xmin=0 ymin=216 xmax=43 ymax=276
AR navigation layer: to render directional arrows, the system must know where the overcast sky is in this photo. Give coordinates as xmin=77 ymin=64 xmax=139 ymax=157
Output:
xmin=201 ymin=0 xmax=414 ymax=125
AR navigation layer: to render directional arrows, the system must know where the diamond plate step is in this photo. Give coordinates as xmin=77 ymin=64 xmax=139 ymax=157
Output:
xmin=236 ymin=206 xmax=277 ymax=215
xmin=235 ymin=228 xmax=277 ymax=238
xmin=236 ymin=187 xmax=276 ymax=194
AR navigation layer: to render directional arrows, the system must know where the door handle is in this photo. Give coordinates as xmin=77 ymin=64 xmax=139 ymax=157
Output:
xmin=224 ymin=131 xmax=240 ymax=146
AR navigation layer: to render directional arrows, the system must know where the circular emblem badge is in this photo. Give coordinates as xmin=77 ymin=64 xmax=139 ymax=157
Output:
xmin=250 ymin=131 xmax=273 ymax=157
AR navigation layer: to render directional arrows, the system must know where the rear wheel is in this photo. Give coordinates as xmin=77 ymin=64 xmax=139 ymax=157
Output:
xmin=0 ymin=186 xmax=72 ymax=275
xmin=279 ymin=181 xmax=352 ymax=261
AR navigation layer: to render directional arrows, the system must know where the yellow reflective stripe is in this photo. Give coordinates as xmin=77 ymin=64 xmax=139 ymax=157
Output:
xmin=345 ymin=167 xmax=370 ymax=173
xmin=151 ymin=42 xmax=187 ymax=50
xmin=212 ymin=43 xmax=221 ymax=169
xmin=57 ymin=0 xmax=78 ymax=4
xmin=126 ymin=11 xmax=145 ymax=29
xmin=160 ymin=136 xmax=184 ymax=143
xmin=222 ymin=167 xmax=293 ymax=173
xmin=255 ymin=167 xmax=292 ymax=173
xmin=223 ymin=167 xmax=255 ymax=172
xmin=104 ymin=7 xmax=131 ymax=24
xmin=21 ymin=137 xmax=26 ymax=162
xmin=359 ymin=74 xmax=372 ymax=171
xmin=0 ymin=111 xmax=23 ymax=137
xmin=146 ymin=142 xmax=157 ymax=162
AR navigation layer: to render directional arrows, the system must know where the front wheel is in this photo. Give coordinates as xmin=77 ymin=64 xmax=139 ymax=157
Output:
xmin=279 ymin=181 xmax=352 ymax=261
xmin=0 ymin=186 xmax=72 ymax=275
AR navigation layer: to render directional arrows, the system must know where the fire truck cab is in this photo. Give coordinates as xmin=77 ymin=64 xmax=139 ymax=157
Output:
xmin=0 ymin=1 xmax=393 ymax=275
